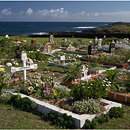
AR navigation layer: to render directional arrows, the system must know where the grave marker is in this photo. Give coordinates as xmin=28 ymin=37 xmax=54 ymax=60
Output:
xmin=94 ymin=37 xmax=98 ymax=44
xmin=49 ymin=35 xmax=55 ymax=44
xmin=11 ymin=51 xmax=38 ymax=80
xmin=31 ymin=39 xmax=37 ymax=46
xmin=60 ymin=55 xmax=65 ymax=65
xmin=66 ymin=44 xmax=76 ymax=52
xmin=98 ymin=38 xmax=102 ymax=47
xmin=43 ymin=42 xmax=52 ymax=53
xmin=88 ymin=45 xmax=92 ymax=55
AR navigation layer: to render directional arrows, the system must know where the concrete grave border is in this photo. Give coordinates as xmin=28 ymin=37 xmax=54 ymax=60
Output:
xmin=10 ymin=92 xmax=122 ymax=128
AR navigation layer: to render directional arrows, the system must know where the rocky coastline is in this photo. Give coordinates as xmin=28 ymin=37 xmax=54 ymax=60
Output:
xmin=29 ymin=22 xmax=130 ymax=38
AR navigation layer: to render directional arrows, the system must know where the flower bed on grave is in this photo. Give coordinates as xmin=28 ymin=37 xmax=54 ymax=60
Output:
xmin=0 ymin=68 xmax=109 ymax=116
xmin=80 ymin=57 xmax=128 ymax=68
xmin=0 ymin=67 xmax=124 ymax=128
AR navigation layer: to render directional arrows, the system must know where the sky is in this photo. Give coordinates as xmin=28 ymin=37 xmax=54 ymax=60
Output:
xmin=1 ymin=1 xmax=130 ymax=22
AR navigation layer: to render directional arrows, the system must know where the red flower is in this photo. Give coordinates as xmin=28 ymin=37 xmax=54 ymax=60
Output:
xmin=22 ymin=81 xmax=25 ymax=84
xmin=13 ymin=80 xmax=16 ymax=84
xmin=19 ymin=77 xmax=22 ymax=80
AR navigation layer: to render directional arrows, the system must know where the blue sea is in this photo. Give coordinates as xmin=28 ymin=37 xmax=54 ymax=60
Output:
xmin=0 ymin=22 xmax=112 ymax=35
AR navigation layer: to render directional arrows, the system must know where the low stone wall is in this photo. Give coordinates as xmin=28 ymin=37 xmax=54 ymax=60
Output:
xmin=80 ymin=57 xmax=128 ymax=68
xmin=108 ymin=90 xmax=130 ymax=103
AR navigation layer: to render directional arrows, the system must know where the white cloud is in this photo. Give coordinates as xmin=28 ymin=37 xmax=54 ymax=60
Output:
xmin=94 ymin=13 xmax=98 ymax=16
xmin=26 ymin=8 xmax=33 ymax=15
xmin=1 ymin=8 xmax=12 ymax=15
xmin=37 ymin=8 xmax=68 ymax=17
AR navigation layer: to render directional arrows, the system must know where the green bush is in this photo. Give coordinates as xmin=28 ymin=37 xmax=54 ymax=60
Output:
xmin=85 ymin=119 xmax=91 ymax=129
xmin=45 ymin=110 xmax=58 ymax=121
xmin=70 ymin=79 xmax=108 ymax=100
xmin=45 ymin=111 xmax=75 ymax=128
xmin=72 ymin=98 xmax=100 ymax=114
xmin=91 ymin=118 xmax=98 ymax=129
xmin=7 ymin=95 xmax=36 ymax=112
xmin=7 ymin=95 xmax=21 ymax=108
xmin=18 ymin=97 xmax=36 ymax=112
xmin=95 ymin=114 xmax=109 ymax=123
xmin=108 ymin=107 xmax=124 ymax=118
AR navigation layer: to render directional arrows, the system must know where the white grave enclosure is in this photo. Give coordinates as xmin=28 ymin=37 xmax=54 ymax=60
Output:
xmin=11 ymin=51 xmax=38 ymax=80
xmin=10 ymin=92 xmax=122 ymax=128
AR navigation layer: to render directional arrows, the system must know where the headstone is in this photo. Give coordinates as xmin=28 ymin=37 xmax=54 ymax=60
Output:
xmin=49 ymin=35 xmax=54 ymax=44
xmin=6 ymin=62 xmax=12 ymax=66
xmin=112 ymin=40 xmax=115 ymax=44
xmin=5 ymin=35 xmax=9 ymax=38
xmin=108 ymin=43 xmax=115 ymax=53
xmin=94 ymin=37 xmax=98 ymax=44
xmin=98 ymin=38 xmax=102 ymax=47
xmin=11 ymin=51 xmax=38 ymax=81
xmin=60 ymin=55 xmax=65 ymax=65
xmin=31 ymin=39 xmax=37 ymax=46
xmin=15 ymin=46 xmax=22 ymax=58
xmin=111 ymin=43 xmax=115 ymax=51
xmin=88 ymin=45 xmax=92 ymax=55
xmin=66 ymin=44 xmax=76 ymax=52
xmin=43 ymin=42 xmax=52 ymax=53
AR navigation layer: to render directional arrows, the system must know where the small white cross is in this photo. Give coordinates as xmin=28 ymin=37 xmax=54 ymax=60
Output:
xmin=11 ymin=51 xmax=38 ymax=81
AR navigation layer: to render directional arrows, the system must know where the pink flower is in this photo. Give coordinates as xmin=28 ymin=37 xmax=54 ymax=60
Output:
xmin=43 ymin=84 xmax=51 ymax=90
xmin=34 ymin=95 xmax=38 ymax=98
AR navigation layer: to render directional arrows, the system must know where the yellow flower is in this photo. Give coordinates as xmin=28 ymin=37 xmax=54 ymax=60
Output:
xmin=0 ymin=68 xmax=4 ymax=71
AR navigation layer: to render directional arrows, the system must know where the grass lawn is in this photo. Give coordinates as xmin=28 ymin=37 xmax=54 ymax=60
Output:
xmin=0 ymin=101 xmax=130 ymax=129
xmin=0 ymin=102 xmax=59 ymax=129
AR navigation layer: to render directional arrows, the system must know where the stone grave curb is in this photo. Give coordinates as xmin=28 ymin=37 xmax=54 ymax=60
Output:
xmin=9 ymin=92 xmax=122 ymax=128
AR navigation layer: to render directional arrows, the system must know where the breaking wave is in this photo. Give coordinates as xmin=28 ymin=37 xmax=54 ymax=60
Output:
xmin=32 ymin=32 xmax=49 ymax=35
xmin=74 ymin=26 xmax=95 ymax=29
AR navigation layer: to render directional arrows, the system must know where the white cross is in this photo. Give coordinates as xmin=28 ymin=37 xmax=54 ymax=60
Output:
xmin=11 ymin=51 xmax=38 ymax=81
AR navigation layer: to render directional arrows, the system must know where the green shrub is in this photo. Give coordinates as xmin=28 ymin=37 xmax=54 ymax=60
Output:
xmin=108 ymin=107 xmax=124 ymax=118
xmin=85 ymin=119 xmax=91 ymax=129
xmin=45 ymin=111 xmax=75 ymax=128
xmin=70 ymin=79 xmax=108 ymax=100
xmin=91 ymin=118 xmax=98 ymax=129
xmin=0 ymin=90 xmax=12 ymax=103
xmin=45 ymin=110 xmax=58 ymax=122
xmin=72 ymin=98 xmax=100 ymax=114
xmin=18 ymin=97 xmax=36 ymax=112
xmin=7 ymin=95 xmax=21 ymax=108
xmin=95 ymin=114 xmax=109 ymax=123
xmin=7 ymin=95 xmax=36 ymax=112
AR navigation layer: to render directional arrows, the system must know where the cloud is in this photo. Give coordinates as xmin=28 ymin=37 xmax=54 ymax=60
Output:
xmin=37 ymin=8 xmax=68 ymax=17
xmin=1 ymin=8 xmax=12 ymax=15
xmin=26 ymin=8 xmax=33 ymax=15
xmin=94 ymin=13 xmax=98 ymax=16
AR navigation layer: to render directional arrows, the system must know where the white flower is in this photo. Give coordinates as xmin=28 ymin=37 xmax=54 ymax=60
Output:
xmin=28 ymin=86 xmax=34 ymax=92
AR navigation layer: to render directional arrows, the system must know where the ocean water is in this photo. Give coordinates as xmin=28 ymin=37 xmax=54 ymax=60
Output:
xmin=0 ymin=22 xmax=112 ymax=35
